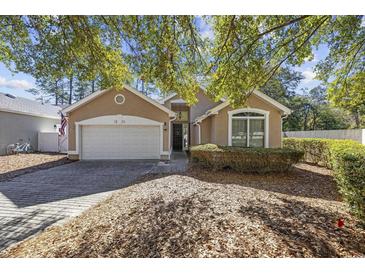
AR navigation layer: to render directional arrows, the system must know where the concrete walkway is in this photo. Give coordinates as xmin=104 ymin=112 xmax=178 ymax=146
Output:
xmin=0 ymin=160 xmax=156 ymax=251
xmin=151 ymin=152 xmax=188 ymax=174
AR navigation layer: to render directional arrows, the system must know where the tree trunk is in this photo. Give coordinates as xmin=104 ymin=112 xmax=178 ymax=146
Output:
xmin=69 ymin=76 xmax=73 ymax=105
xmin=60 ymin=81 xmax=64 ymax=105
xmin=55 ymin=80 xmax=59 ymax=106
xmin=312 ymin=109 xmax=318 ymax=130
xmin=353 ymin=109 xmax=360 ymax=128
xmin=91 ymin=80 xmax=95 ymax=93
xmin=303 ymin=110 xmax=308 ymax=131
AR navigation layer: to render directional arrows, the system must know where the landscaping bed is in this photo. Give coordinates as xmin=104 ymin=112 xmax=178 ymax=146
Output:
xmin=0 ymin=153 xmax=70 ymax=182
xmin=2 ymin=163 xmax=364 ymax=258
xmin=284 ymin=138 xmax=365 ymax=225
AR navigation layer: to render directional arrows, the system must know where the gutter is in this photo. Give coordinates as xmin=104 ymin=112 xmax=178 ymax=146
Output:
xmin=0 ymin=108 xmax=60 ymax=120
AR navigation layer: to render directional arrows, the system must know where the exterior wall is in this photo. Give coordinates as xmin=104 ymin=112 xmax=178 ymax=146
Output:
xmin=67 ymin=87 xmax=170 ymax=157
xmin=163 ymin=94 xmax=178 ymax=110
xmin=200 ymin=116 xmax=212 ymax=144
xmin=284 ymin=129 xmax=365 ymax=145
xmin=171 ymin=103 xmax=189 ymax=113
xmin=191 ymin=124 xmax=199 ymax=145
xmin=189 ymin=89 xmax=221 ymax=121
xmin=0 ymin=111 xmax=59 ymax=155
xmin=209 ymin=94 xmax=283 ymax=148
xmin=164 ymin=89 xmax=220 ymax=147
xmin=163 ymin=89 xmax=220 ymax=121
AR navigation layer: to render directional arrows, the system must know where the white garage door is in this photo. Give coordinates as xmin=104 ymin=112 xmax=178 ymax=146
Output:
xmin=81 ymin=125 xmax=160 ymax=160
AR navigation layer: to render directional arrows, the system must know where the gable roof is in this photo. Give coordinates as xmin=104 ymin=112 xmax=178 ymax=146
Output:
xmin=0 ymin=92 xmax=60 ymax=119
xmin=194 ymin=90 xmax=291 ymax=124
xmin=159 ymin=93 xmax=178 ymax=104
xmin=159 ymin=89 xmax=225 ymax=105
xmin=62 ymin=85 xmax=176 ymax=117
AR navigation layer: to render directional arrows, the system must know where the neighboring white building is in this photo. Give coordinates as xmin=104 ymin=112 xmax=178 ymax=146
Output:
xmin=0 ymin=92 xmax=61 ymax=155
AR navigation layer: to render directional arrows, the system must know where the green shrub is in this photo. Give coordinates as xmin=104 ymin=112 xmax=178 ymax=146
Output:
xmin=283 ymin=138 xmax=333 ymax=168
xmin=190 ymin=144 xmax=303 ymax=173
xmin=284 ymin=138 xmax=365 ymax=224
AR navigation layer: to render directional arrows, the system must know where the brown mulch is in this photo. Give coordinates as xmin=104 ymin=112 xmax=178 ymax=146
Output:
xmin=0 ymin=153 xmax=71 ymax=182
xmin=1 ymin=163 xmax=364 ymax=258
xmin=187 ymin=163 xmax=340 ymax=201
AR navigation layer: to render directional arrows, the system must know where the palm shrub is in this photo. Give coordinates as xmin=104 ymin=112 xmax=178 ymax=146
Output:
xmin=284 ymin=138 xmax=365 ymax=224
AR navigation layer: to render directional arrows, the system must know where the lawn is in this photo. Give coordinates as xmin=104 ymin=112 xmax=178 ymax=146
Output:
xmin=0 ymin=153 xmax=70 ymax=182
xmin=1 ymin=163 xmax=364 ymax=258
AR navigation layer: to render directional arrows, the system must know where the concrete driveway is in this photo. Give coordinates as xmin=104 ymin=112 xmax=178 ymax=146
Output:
xmin=0 ymin=160 xmax=157 ymax=251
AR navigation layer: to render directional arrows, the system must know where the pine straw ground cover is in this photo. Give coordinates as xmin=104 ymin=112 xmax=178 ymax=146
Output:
xmin=2 ymin=164 xmax=364 ymax=258
xmin=0 ymin=153 xmax=70 ymax=182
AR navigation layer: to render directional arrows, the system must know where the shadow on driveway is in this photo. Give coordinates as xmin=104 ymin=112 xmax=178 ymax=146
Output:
xmin=0 ymin=209 xmax=63 ymax=251
xmin=0 ymin=160 xmax=156 ymax=208
xmin=0 ymin=156 xmax=71 ymax=183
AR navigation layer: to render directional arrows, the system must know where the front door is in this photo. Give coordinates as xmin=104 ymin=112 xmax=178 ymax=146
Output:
xmin=173 ymin=124 xmax=183 ymax=151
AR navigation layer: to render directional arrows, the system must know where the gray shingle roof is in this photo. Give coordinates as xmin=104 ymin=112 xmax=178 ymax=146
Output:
xmin=0 ymin=92 xmax=60 ymax=119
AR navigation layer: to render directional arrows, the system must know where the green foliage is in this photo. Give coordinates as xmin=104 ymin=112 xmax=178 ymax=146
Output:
xmin=260 ymin=68 xmax=352 ymax=131
xmin=281 ymin=86 xmax=351 ymax=131
xmin=327 ymin=72 xmax=365 ymax=127
xmin=0 ymin=15 xmax=365 ymax=109
xmin=260 ymin=66 xmax=302 ymax=104
xmin=283 ymin=138 xmax=365 ymax=224
xmin=283 ymin=138 xmax=335 ymax=167
xmin=207 ymin=16 xmax=365 ymax=108
xmin=190 ymin=144 xmax=303 ymax=173
xmin=331 ymin=146 xmax=365 ymax=224
xmin=0 ymin=16 xmax=204 ymax=104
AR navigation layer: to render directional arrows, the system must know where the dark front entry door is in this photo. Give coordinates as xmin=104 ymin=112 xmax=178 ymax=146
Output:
xmin=173 ymin=124 xmax=183 ymax=151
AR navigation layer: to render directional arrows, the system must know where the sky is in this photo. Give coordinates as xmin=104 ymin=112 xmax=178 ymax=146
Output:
xmin=0 ymin=63 xmax=36 ymax=99
xmin=0 ymin=19 xmax=328 ymax=101
xmin=293 ymin=44 xmax=328 ymax=94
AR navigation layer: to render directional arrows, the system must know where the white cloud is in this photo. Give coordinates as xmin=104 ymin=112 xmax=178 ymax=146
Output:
xmin=302 ymin=69 xmax=316 ymax=83
xmin=201 ymin=28 xmax=214 ymax=40
xmin=198 ymin=16 xmax=214 ymax=40
xmin=0 ymin=76 xmax=33 ymax=90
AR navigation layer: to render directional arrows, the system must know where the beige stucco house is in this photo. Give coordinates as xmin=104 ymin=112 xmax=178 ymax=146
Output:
xmin=63 ymin=85 xmax=291 ymax=160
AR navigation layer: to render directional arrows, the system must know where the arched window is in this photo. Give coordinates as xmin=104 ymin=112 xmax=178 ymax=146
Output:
xmin=228 ymin=108 xmax=269 ymax=148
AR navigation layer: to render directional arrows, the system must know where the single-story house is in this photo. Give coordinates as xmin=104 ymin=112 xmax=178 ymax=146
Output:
xmin=0 ymin=92 xmax=61 ymax=155
xmin=63 ymin=85 xmax=291 ymax=160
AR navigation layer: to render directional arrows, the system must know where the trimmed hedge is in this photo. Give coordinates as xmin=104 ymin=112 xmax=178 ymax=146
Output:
xmin=190 ymin=144 xmax=303 ymax=173
xmin=284 ymin=138 xmax=365 ymax=224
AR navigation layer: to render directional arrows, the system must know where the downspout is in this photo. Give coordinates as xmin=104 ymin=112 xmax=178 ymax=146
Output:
xmin=281 ymin=113 xmax=289 ymax=148
xmin=197 ymin=123 xmax=201 ymax=144
xmin=169 ymin=115 xmax=177 ymax=156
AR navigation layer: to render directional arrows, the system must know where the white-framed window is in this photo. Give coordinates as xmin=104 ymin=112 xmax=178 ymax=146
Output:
xmin=228 ymin=108 xmax=269 ymax=148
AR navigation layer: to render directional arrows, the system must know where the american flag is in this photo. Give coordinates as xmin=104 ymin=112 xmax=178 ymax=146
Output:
xmin=59 ymin=113 xmax=67 ymax=136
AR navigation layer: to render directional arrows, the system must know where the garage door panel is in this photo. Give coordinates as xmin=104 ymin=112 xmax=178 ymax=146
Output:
xmin=81 ymin=125 xmax=160 ymax=160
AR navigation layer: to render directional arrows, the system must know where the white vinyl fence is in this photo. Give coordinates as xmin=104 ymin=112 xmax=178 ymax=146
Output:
xmin=38 ymin=132 xmax=68 ymax=153
xmin=283 ymin=129 xmax=365 ymax=145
